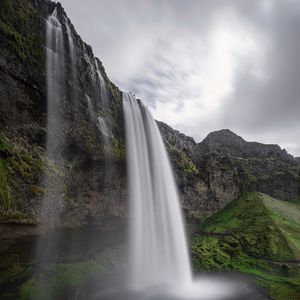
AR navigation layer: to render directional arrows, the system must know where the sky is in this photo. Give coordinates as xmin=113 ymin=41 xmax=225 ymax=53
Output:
xmin=59 ymin=0 xmax=300 ymax=156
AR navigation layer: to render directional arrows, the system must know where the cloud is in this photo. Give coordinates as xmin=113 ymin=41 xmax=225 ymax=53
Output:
xmin=60 ymin=0 xmax=300 ymax=156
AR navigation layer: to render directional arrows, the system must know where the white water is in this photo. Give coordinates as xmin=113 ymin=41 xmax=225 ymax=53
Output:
xmin=83 ymin=45 xmax=111 ymax=151
xmin=123 ymin=92 xmax=192 ymax=290
xmin=121 ymin=93 xmax=257 ymax=300
xmin=65 ymin=17 xmax=75 ymax=67
xmin=95 ymin=59 xmax=108 ymax=105
xmin=41 ymin=7 xmax=65 ymax=225
xmin=83 ymin=44 xmax=108 ymax=105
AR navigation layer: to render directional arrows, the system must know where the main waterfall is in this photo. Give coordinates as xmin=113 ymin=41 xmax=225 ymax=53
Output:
xmin=123 ymin=92 xmax=192 ymax=290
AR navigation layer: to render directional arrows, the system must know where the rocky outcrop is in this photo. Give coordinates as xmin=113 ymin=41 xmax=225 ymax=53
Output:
xmin=159 ymin=126 xmax=300 ymax=219
xmin=0 ymin=0 xmax=299 ymax=227
xmin=0 ymin=0 xmax=126 ymax=227
xmin=1 ymin=1 xmax=299 ymax=297
xmin=200 ymin=129 xmax=294 ymax=162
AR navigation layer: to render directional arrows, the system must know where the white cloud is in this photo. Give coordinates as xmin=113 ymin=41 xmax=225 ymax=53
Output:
xmin=60 ymin=0 xmax=300 ymax=156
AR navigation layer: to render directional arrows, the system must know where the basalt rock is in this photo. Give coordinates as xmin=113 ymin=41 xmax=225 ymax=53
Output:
xmin=0 ymin=0 xmax=299 ymax=229
xmin=159 ymin=125 xmax=300 ymax=219
xmin=0 ymin=0 xmax=126 ymax=228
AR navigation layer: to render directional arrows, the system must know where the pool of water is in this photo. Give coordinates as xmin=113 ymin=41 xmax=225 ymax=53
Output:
xmin=90 ymin=273 xmax=268 ymax=300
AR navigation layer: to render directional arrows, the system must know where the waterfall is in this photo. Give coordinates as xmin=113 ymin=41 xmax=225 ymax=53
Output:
xmin=65 ymin=17 xmax=75 ymax=67
xmin=123 ymin=92 xmax=192 ymax=290
xmin=97 ymin=116 xmax=110 ymax=149
xmin=95 ymin=59 xmax=108 ymax=105
xmin=40 ymin=7 xmax=65 ymax=225
xmin=65 ymin=16 xmax=76 ymax=101
xmin=83 ymin=45 xmax=110 ymax=151
xmin=32 ymin=9 xmax=67 ymax=299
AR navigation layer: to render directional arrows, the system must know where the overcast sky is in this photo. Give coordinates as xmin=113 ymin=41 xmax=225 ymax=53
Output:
xmin=59 ymin=0 xmax=300 ymax=156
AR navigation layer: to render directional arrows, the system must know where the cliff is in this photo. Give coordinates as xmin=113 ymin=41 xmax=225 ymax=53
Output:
xmin=0 ymin=1 xmax=300 ymax=298
xmin=160 ymin=125 xmax=300 ymax=219
xmin=0 ymin=0 xmax=299 ymax=228
xmin=0 ymin=0 xmax=127 ymax=228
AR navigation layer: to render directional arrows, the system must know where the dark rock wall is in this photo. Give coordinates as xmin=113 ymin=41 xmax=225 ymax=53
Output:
xmin=0 ymin=0 xmax=127 ymax=226
xmin=159 ymin=125 xmax=300 ymax=219
xmin=0 ymin=0 xmax=299 ymax=228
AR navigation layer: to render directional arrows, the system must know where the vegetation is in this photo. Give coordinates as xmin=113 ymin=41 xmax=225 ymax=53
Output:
xmin=167 ymin=142 xmax=199 ymax=176
xmin=20 ymin=261 xmax=105 ymax=300
xmin=112 ymin=137 xmax=126 ymax=160
xmin=19 ymin=246 xmax=123 ymax=300
xmin=192 ymin=192 xmax=300 ymax=300
xmin=0 ymin=0 xmax=44 ymax=72
xmin=0 ymin=132 xmax=45 ymax=221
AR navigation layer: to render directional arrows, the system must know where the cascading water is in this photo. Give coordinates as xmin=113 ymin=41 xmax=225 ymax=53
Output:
xmin=32 ymin=9 xmax=67 ymax=299
xmin=40 ymin=7 xmax=65 ymax=225
xmin=123 ymin=92 xmax=192 ymax=290
xmin=65 ymin=17 xmax=75 ymax=68
xmin=83 ymin=45 xmax=111 ymax=150
xmin=119 ymin=93 xmax=251 ymax=300
xmin=65 ymin=16 xmax=76 ymax=105
xmin=95 ymin=59 xmax=108 ymax=105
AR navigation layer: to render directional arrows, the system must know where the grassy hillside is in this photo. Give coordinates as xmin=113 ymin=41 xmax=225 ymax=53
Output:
xmin=192 ymin=192 xmax=300 ymax=300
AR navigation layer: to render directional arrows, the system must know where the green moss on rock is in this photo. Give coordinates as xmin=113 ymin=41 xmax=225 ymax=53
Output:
xmin=0 ymin=132 xmax=45 ymax=222
xmin=0 ymin=0 xmax=44 ymax=73
xmin=112 ymin=137 xmax=126 ymax=160
xmin=192 ymin=192 xmax=300 ymax=299
xmin=168 ymin=142 xmax=199 ymax=176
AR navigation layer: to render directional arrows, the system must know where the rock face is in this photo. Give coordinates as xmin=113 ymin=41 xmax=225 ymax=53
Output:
xmin=159 ymin=126 xmax=300 ymax=219
xmin=0 ymin=0 xmax=299 ymax=228
xmin=0 ymin=0 xmax=126 ymax=227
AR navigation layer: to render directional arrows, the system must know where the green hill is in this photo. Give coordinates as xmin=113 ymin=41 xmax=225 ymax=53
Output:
xmin=192 ymin=192 xmax=300 ymax=300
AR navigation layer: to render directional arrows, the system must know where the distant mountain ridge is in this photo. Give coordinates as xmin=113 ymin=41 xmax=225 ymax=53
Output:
xmin=201 ymin=129 xmax=295 ymax=162
xmin=0 ymin=0 xmax=299 ymax=225
xmin=158 ymin=123 xmax=300 ymax=218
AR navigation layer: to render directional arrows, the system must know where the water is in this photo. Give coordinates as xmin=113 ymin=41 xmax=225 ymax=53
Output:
xmin=65 ymin=16 xmax=76 ymax=107
xmin=65 ymin=17 xmax=75 ymax=68
xmin=123 ymin=92 xmax=192 ymax=290
xmin=41 ymin=7 xmax=65 ymax=225
xmin=95 ymin=59 xmax=109 ymax=105
xmin=32 ymin=9 xmax=67 ymax=299
xmin=97 ymin=116 xmax=110 ymax=147
xmin=83 ymin=45 xmax=110 ymax=150
xmin=93 ymin=272 xmax=267 ymax=300
xmin=121 ymin=93 xmax=268 ymax=300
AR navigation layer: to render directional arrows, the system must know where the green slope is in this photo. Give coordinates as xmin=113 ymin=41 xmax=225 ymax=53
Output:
xmin=192 ymin=192 xmax=300 ymax=300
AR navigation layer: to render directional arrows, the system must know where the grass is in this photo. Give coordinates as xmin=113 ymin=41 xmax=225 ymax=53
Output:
xmin=192 ymin=192 xmax=300 ymax=300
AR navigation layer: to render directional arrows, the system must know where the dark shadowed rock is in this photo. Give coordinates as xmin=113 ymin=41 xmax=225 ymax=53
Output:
xmin=0 ymin=0 xmax=299 ymax=232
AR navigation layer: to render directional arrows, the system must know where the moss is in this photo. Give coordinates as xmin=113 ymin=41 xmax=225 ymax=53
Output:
xmin=0 ymin=159 xmax=13 ymax=213
xmin=112 ymin=137 xmax=126 ymax=160
xmin=0 ymin=0 xmax=44 ymax=73
xmin=20 ymin=260 xmax=106 ymax=300
xmin=0 ymin=132 xmax=45 ymax=221
xmin=203 ymin=192 xmax=298 ymax=261
xmin=17 ymin=244 xmax=125 ymax=299
xmin=0 ymin=254 xmax=26 ymax=282
xmin=192 ymin=192 xmax=300 ymax=299
xmin=107 ymin=81 xmax=122 ymax=103
xmin=167 ymin=142 xmax=199 ymax=176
